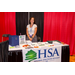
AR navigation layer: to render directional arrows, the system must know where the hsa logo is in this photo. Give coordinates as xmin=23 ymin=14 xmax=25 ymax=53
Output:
xmin=38 ymin=48 xmax=59 ymax=58
xmin=25 ymin=48 xmax=59 ymax=62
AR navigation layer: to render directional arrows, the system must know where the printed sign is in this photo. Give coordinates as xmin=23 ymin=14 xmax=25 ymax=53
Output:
xmin=22 ymin=46 xmax=61 ymax=62
xmin=19 ymin=35 xmax=26 ymax=44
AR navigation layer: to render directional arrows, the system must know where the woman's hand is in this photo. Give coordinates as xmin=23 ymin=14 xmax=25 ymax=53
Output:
xmin=26 ymin=28 xmax=32 ymax=41
xmin=29 ymin=38 xmax=32 ymax=41
xmin=32 ymin=27 xmax=37 ymax=39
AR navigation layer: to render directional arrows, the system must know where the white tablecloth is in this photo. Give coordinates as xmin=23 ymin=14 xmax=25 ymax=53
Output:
xmin=9 ymin=41 xmax=68 ymax=62
xmin=9 ymin=41 xmax=68 ymax=51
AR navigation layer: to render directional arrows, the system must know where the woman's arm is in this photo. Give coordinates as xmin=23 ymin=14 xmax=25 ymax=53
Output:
xmin=26 ymin=28 xmax=32 ymax=40
xmin=32 ymin=27 xmax=37 ymax=39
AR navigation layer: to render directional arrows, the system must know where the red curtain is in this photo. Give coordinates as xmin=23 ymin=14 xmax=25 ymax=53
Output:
xmin=43 ymin=12 xmax=75 ymax=55
xmin=0 ymin=12 xmax=16 ymax=42
xmin=4 ymin=12 xmax=16 ymax=35
xmin=0 ymin=12 xmax=5 ymax=42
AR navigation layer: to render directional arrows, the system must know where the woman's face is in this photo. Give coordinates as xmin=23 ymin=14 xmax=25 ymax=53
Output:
xmin=30 ymin=18 xmax=34 ymax=24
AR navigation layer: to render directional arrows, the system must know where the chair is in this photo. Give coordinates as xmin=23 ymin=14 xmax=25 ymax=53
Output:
xmin=37 ymin=37 xmax=41 ymax=42
xmin=0 ymin=40 xmax=9 ymax=62
xmin=2 ymin=34 xmax=10 ymax=42
xmin=0 ymin=43 xmax=2 ymax=62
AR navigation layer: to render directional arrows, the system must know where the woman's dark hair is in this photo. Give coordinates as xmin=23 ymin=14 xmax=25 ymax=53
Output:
xmin=29 ymin=17 xmax=36 ymax=24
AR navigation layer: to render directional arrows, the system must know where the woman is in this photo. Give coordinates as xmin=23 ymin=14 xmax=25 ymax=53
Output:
xmin=26 ymin=17 xmax=37 ymax=42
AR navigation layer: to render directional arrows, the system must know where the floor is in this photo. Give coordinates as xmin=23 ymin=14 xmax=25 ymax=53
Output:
xmin=70 ymin=55 xmax=75 ymax=62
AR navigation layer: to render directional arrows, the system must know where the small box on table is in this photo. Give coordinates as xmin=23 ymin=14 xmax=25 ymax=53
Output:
xmin=9 ymin=35 xmax=19 ymax=46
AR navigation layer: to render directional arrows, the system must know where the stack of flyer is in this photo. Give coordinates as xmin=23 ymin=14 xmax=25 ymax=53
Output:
xmin=19 ymin=35 xmax=26 ymax=44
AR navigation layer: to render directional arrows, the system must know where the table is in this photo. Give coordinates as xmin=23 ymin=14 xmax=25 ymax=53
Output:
xmin=8 ymin=41 xmax=70 ymax=62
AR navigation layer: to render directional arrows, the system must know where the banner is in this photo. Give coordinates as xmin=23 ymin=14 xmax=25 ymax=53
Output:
xmin=22 ymin=46 xmax=61 ymax=62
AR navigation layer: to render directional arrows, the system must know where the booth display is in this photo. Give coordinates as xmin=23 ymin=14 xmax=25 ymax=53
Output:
xmin=8 ymin=39 xmax=70 ymax=62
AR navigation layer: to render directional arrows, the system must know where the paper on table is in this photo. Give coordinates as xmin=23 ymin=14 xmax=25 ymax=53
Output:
xmin=9 ymin=46 xmax=15 ymax=49
xmin=26 ymin=40 xmax=32 ymax=45
xmin=53 ymin=41 xmax=61 ymax=45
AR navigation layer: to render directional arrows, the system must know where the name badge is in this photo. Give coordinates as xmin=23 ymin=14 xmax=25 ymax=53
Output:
xmin=29 ymin=34 xmax=32 ymax=36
